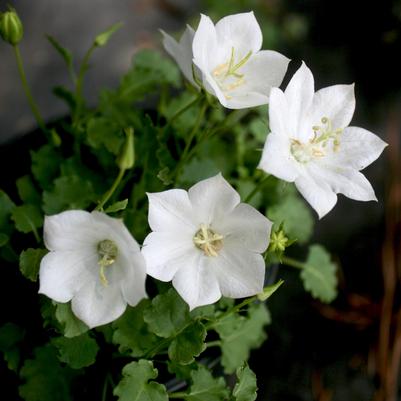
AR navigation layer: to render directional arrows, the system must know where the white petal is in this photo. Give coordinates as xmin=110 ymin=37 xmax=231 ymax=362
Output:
xmin=333 ymin=126 xmax=388 ymax=170
xmin=192 ymin=14 xmax=219 ymax=71
xmin=161 ymin=26 xmax=197 ymax=86
xmin=219 ymin=203 xmax=272 ymax=253
xmin=215 ymin=12 xmax=262 ymax=57
xmin=258 ymin=133 xmax=299 ymax=182
xmin=200 ymin=69 xmax=230 ymax=107
xmin=71 ymin=280 xmax=126 ymax=328
xmin=212 ymin=246 xmax=265 ymax=298
xmin=284 ymin=62 xmax=315 ymax=140
xmin=39 ymin=250 xmax=97 ymax=303
xmin=268 ymin=87 xmax=291 ymax=137
xmin=309 ymin=84 xmax=355 ymax=130
xmin=142 ymin=231 xmax=196 ymax=281
xmin=147 ymin=190 xmax=195 ymax=233
xmin=188 ymin=173 xmax=240 ymax=224
xmin=294 ymin=171 xmax=337 ymax=219
xmin=172 ymin=253 xmax=221 ymax=310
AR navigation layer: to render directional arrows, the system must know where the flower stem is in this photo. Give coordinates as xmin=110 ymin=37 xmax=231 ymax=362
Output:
xmin=168 ymin=392 xmax=187 ymax=399
xmin=281 ymin=255 xmax=305 ymax=270
xmin=169 ymin=93 xmax=202 ymax=124
xmin=244 ymin=174 xmax=271 ymax=203
xmin=95 ymin=168 xmax=125 ymax=211
xmin=13 ymin=45 xmax=47 ymax=134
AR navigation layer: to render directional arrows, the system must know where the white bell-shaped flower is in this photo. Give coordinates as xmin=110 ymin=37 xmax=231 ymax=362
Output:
xmin=258 ymin=62 xmax=387 ymax=218
xmin=39 ymin=210 xmax=147 ymax=328
xmin=142 ymin=173 xmax=272 ymax=310
xmin=162 ymin=12 xmax=290 ymax=109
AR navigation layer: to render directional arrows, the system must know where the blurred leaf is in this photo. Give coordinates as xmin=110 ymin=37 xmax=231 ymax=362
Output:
xmin=94 ymin=22 xmax=123 ymax=47
xmin=54 ymin=302 xmax=89 ymax=338
xmin=52 ymin=333 xmax=99 ymax=369
xmin=19 ymin=248 xmax=47 ymax=282
xmin=31 ymin=145 xmax=62 ymax=190
xmin=87 ymin=116 xmax=124 ymax=155
xmin=46 ymin=35 xmax=73 ymax=70
xmin=53 ymin=86 xmax=77 ymax=111
xmin=11 ymin=205 xmax=43 ymax=234
xmin=300 ymin=244 xmax=337 ymax=303
xmin=0 ymin=323 xmax=25 ymax=372
xmin=105 ymin=199 xmax=128 ymax=213
xmin=233 ymin=364 xmax=257 ymax=401
xmin=0 ymin=190 xmax=15 ymax=234
xmin=257 ymin=279 xmax=284 ymax=301
xmin=113 ymin=360 xmax=168 ymax=401
xmin=16 ymin=176 xmax=41 ymax=205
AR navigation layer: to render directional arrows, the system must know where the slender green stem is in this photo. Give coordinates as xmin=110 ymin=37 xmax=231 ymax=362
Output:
xmin=14 ymin=45 xmax=47 ymax=134
xmin=169 ymin=94 xmax=202 ymax=124
xmin=281 ymin=255 xmax=305 ymax=270
xmin=244 ymin=174 xmax=271 ymax=203
xmin=205 ymin=340 xmax=222 ymax=348
xmin=168 ymin=392 xmax=187 ymax=399
xmin=95 ymin=168 xmax=125 ymax=211
xmin=101 ymin=374 xmax=109 ymax=401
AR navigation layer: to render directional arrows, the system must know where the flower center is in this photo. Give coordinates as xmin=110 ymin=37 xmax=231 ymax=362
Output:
xmin=290 ymin=117 xmax=343 ymax=164
xmin=97 ymin=239 xmax=118 ymax=286
xmin=193 ymin=224 xmax=224 ymax=257
xmin=212 ymin=47 xmax=252 ymax=100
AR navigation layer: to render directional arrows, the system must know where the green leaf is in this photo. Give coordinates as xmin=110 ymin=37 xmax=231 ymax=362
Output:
xmin=257 ymin=279 xmax=284 ymax=301
xmin=233 ymin=364 xmax=257 ymax=401
xmin=184 ymin=365 xmax=229 ymax=401
xmin=87 ymin=116 xmax=124 ymax=155
xmin=46 ymin=35 xmax=73 ymax=70
xmin=53 ymin=86 xmax=77 ymax=111
xmin=19 ymin=248 xmax=47 ymax=282
xmin=113 ymin=300 xmax=159 ymax=357
xmin=105 ymin=199 xmax=128 ymax=213
xmin=113 ymin=360 xmax=168 ymax=401
xmin=267 ymin=194 xmax=314 ymax=243
xmin=0 ymin=323 xmax=25 ymax=372
xmin=0 ymin=190 xmax=15 ymax=234
xmin=300 ymin=244 xmax=338 ymax=303
xmin=54 ymin=302 xmax=89 ymax=338
xmin=94 ymin=22 xmax=123 ymax=47
xmin=215 ymin=303 xmax=270 ymax=374
xmin=19 ymin=344 xmax=75 ymax=401
xmin=16 ymin=176 xmax=41 ymax=205
xmin=168 ymin=321 xmax=206 ymax=365
xmin=43 ymin=175 xmax=96 ymax=214
xmin=11 ymin=205 xmax=43 ymax=234
xmin=144 ymin=288 xmax=190 ymax=338
xmin=52 ymin=333 xmax=99 ymax=369
xmin=31 ymin=145 xmax=62 ymax=190
xmin=0 ymin=233 xmax=9 ymax=247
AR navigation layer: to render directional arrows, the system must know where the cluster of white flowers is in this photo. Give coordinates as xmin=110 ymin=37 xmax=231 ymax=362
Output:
xmin=39 ymin=12 xmax=386 ymax=328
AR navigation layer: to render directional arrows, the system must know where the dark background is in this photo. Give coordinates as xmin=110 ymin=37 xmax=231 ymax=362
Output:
xmin=0 ymin=0 xmax=400 ymax=400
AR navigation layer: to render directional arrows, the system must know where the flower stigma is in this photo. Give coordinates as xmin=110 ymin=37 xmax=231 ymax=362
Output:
xmin=290 ymin=117 xmax=343 ymax=164
xmin=193 ymin=224 xmax=224 ymax=257
xmin=212 ymin=47 xmax=252 ymax=99
xmin=97 ymin=239 xmax=118 ymax=286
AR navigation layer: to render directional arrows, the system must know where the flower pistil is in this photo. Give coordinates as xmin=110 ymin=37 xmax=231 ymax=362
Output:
xmin=193 ymin=224 xmax=224 ymax=257
xmin=97 ymin=239 xmax=118 ymax=286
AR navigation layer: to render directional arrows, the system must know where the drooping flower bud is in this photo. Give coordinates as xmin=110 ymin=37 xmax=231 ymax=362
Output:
xmin=117 ymin=127 xmax=135 ymax=171
xmin=0 ymin=8 xmax=23 ymax=46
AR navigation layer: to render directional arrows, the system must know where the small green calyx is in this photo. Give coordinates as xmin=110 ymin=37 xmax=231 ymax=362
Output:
xmin=97 ymin=239 xmax=118 ymax=286
xmin=0 ymin=8 xmax=23 ymax=46
xmin=117 ymin=127 xmax=135 ymax=171
xmin=269 ymin=228 xmax=289 ymax=253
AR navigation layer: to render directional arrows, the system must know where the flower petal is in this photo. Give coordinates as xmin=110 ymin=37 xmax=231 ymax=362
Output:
xmin=333 ymin=126 xmax=388 ymax=170
xmin=71 ymin=280 xmax=126 ymax=328
xmin=212 ymin=246 xmax=265 ymax=298
xmin=39 ymin=250 xmax=97 ymax=303
xmin=219 ymin=203 xmax=272 ymax=253
xmin=284 ymin=62 xmax=315 ymax=140
xmin=295 ymin=171 xmax=337 ymax=219
xmin=161 ymin=25 xmax=197 ymax=86
xmin=258 ymin=133 xmax=300 ymax=182
xmin=172 ymin=253 xmax=221 ymax=310
xmin=188 ymin=173 xmax=240 ymax=224
xmin=147 ymin=189 xmax=195 ymax=233
xmin=215 ymin=12 xmax=262 ymax=57
xmin=309 ymin=84 xmax=355 ymax=130
xmin=142 ymin=231 xmax=196 ymax=281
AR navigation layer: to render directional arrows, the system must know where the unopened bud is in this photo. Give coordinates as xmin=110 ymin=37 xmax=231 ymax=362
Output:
xmin=117 ymin=127 xmax=135 ymax=171
xmin=0 ymin=8 xmax=23 ymax=46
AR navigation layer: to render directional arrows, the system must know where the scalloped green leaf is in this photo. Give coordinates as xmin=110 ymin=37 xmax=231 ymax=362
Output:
xmin=19 ymin=248 xmax=47 ymax=282
xmin=233 ymin=364 xmax=257 ymax=401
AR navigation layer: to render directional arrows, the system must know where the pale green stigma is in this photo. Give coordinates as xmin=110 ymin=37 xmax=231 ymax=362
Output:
xmin=97 ymin=239 xmax=118 ymax=286
xmin=193 ymin=224 xmax=223 ymax=257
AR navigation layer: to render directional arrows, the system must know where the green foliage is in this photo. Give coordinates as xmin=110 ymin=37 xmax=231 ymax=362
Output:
xmin=215 ymin=303 xmax=270 ymax=374
xmin=11 ymin=205 xmax=43 ymax=234
xmin=19 ymin=248 xmax=47 ymax=282
xmin=0 ymin=190 xmax=15 ymax=235
xmin=233 ymin=364 xmax=258 ymax=401
xmin=94 ymin=22 xmax=123 ymax=47
xmin=19 ymin=344 xmax=75 ymax=401
xmin=16 ymin=176 xmax=41 ymax=205
xmin=46 ymin=35 xmax=73 ymax=72
xmin=54 ymin=302 xmax=89 ymax=338
xmin=113 ymin=300 xmax=159 ymax=357
xmin=257 ymin=279 xmax=284 ymax=301
xmin=52 ymin=333 xmax=99 ymax=369
xmin=87 ymin=116 xmax=124 ymax=155
xmin=300 ymin=245 xmax=338 ymax=303
xmin=105 ymin=199 xmax=128 ymax=213
xmin=114 ymin=360 xmax=168 ymax=401
xmin=31 ymin=145 xmax=62 ymax=190
xmin=0 ymin=323 xmax=25 ymax=372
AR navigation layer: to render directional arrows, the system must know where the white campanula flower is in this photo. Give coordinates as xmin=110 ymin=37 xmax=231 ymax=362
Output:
xmin=162 ymin=12 xmax=290 ymax=109
xmin=258 ymin=63 xmax=387 ymax=218
xmin=141 ymin=173 xmax=272 ymax=310
xmin=39 ymin=210 xmax=147 ymax=328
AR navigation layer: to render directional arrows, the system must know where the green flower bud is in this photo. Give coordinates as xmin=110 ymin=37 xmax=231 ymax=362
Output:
xmin=117 ymin=127 xmax=135 ymax=171
xmin=0 ymin=8 xmax=24 ymax=46
xmin=269 ymin=228 xmax=289 ymax=253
